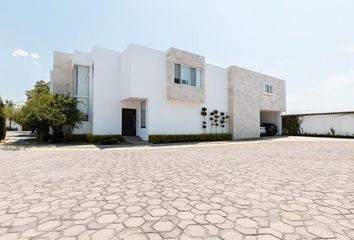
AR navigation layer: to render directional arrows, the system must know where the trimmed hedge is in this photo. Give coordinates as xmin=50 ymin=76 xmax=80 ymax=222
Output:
xmin=66 ymin=134 xmax=87 ymax=142
xmin=149 ymin=133 xmax=232 ymax=144
xmin=86 ymin=134 xmax=124 ymax=145
xmin=283 ymin=133 xmax=354 ymax=139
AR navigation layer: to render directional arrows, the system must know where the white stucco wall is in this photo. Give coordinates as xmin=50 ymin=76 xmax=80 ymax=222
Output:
xmin=120 ymin=45 xmax=228 ymax=137
xmin=91 ymin=47 xmax=121 ymax=135
xmin=299 ymin=113 xmax=354 ymax=136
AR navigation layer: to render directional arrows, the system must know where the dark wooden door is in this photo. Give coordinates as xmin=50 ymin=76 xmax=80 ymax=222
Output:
xmin=122 ymin=108 xmax=136 ymax=136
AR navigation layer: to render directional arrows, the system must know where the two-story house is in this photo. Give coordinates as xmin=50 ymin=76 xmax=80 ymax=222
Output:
xmin=50 ymin=44 xmax=286 ymax=141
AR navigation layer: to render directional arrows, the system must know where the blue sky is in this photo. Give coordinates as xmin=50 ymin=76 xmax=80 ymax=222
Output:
xmin=1 ymin=0 xmax=354 ymax=112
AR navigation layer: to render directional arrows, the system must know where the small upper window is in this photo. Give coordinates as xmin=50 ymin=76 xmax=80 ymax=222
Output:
xmin=174 ymin=63 xmax=202 ymax=87
xmin=264 ymin=83 xmax=273 ymax=95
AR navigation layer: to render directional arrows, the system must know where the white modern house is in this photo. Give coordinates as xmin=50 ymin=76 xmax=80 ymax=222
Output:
xmin=50 ymin=44 xmax=286 ymax=141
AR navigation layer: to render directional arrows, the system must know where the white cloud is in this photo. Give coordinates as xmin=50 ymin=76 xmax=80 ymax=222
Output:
xmin=11 ymin=48 xmax=40 ymax=65
xmin=30 ymin=53 xmax=39 ymax=60
xmin=11 ymin=48 xmax=28 ymax=58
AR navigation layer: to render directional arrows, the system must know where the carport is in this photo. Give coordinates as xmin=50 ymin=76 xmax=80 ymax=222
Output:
xmin=260 ymin=110 xmax=282 ymax=135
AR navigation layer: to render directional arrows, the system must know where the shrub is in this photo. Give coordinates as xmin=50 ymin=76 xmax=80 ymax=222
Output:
xmin=66 ymin=134 xmax=87 ymax=142
xmin=282 ymin=115 xmax=303 ymax=135
xmin=86 ymin=134 xmax=123 ymax=144
xmin=148 ymin=133 xmax=232 ymax=144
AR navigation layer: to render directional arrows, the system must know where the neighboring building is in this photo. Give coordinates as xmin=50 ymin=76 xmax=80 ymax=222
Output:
xmin=50 ymin=44 xmax=286 ymax=141
xmin=283 ymin=111 xmax=354 ymax=136
xmin=5 ymin=119 xmax=22 ymax=131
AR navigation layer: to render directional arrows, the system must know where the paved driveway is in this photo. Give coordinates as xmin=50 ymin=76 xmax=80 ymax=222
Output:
xmin=0 ymin=137 xmax=354 ymax=240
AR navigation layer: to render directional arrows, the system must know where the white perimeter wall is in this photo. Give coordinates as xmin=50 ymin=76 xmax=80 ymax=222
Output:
xmin=122 ymin=44 xmax=228 ymax=137
xmin=300 ymin=114 xmax=354 ymax=136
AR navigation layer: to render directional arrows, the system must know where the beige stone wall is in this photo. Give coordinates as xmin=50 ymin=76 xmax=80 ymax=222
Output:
xmin=166 ymin=48 xmax=205 ymax=103
xmin=51 ymin=51 xmax=73 ymax=96
xmin=228 ymin=66 xmax=286 ymax=139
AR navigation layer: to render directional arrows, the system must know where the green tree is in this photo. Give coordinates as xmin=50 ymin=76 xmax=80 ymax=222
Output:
xmin=17 ymin=81 xmax=82 ymax=141
xmin=0 ymin=98 xmax=6 ymax=140
xmin=48 ymin=94 xmax=82 ymax=138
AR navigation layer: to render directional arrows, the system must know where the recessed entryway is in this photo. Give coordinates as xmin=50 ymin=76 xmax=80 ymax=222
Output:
xmin=122 ymin=108 xmax=136 ymax=136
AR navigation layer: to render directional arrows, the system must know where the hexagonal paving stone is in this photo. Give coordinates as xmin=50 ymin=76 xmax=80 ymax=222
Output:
xmin=257 ymin=234 xmax=280 ymax=240
xmin=220 ymin=230 xmax=243 ymax=240
xmin=306 ymin=225 xmax=335 ymax=239
xmin=37 ymin=220 xmax=61 ymax=231
xmin=149 ymin=208 xmax=168 ymax=217
xmin=205 ymin=214 xmax=225 ymax=224
xmin=152 ymin=221 xmax=175 ymax=232
xmin=195 ymin=203 xmax=212 ymax=211
xmin=270 ymin=222 xmax=294 ymax=233
xmin=125 ymin=205 xmax=143 ymax=214
xmin=125 ymin=233 xmax=149 ymax=240
xmin=282 ymin=212 xmax=302 ymax=221
xmin=97 ymin=214 xmax=118 ymax=224
xmin=63 ymin=225 xmax=86 ymax=236
xmin=124 ymin=217 xmax=145 ymax=228
xmin=73 ymin=211 xmax=92 ymax=220
xmin=237 ymin=218 xmax=258 ymax=228
xmin=184 ymin=224 xmax=208 ymax=237
xmin=12 ymin=217 xmax=37 ymax=227
xmin=177 ymin=211 xmax=195 ymax=220
xmin=0 ymin=233 xmax=18 ymax=240
xmin=91 ymin=229 xmax=116 ymax=240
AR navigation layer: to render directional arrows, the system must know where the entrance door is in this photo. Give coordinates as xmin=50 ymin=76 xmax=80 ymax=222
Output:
xmin=122 ymin=108 xmax=136 ymax=136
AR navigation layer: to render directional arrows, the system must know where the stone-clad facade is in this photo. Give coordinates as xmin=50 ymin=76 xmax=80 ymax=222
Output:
xmin=166 ymin=48 xmax=205 ymax=103
xmin=228 ymin=66 xmax=286 ymax=139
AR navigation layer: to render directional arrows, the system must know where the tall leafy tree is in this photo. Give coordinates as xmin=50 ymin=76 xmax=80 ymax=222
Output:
xmin=0 ymin=98 xmax=5 ymax=140
xmin=17 ymin=81 xmax=82 ymax=141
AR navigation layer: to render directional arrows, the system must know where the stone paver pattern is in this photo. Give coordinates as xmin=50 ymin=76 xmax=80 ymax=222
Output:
xmin=0 ymin=137 xmax=354 ymax=239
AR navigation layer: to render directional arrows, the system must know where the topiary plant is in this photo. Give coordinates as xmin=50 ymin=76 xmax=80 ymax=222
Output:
xmin=213 ymin=110 xmax=219 ymax=133
xmin=201 ymin=107 xmax=208 ymax=133
xmin=209 ymin=111 xmax=215 ymax=133
xmin=220 ymin=112 xmax=225 ymax=133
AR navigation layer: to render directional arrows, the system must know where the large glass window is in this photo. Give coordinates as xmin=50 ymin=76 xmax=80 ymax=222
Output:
xmin=76 ymin=66 xmax=89 ymax=96
xmin=75 ymin=65 xmax=89 ymax=121
xmin=141 ymin=101 xmax=146 ymax=128
xmin=174 ymin=63 xmax=202 ymax=87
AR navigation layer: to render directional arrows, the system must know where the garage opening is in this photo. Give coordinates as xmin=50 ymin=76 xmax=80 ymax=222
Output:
xmin=260 ymin=111 xmax=281 ymax=136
